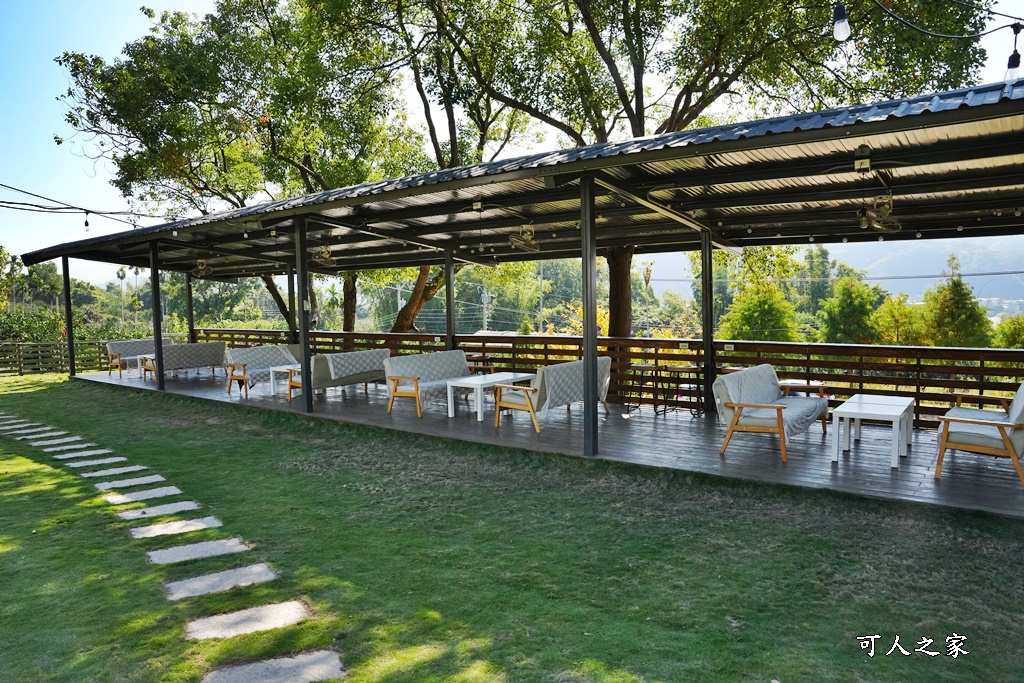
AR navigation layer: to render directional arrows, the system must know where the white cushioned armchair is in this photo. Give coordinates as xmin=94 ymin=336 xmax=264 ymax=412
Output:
xmin=935 ymin=385 xmax=1024 ymax=486
xmin=712 ymin=364 xmax=828 ymax=461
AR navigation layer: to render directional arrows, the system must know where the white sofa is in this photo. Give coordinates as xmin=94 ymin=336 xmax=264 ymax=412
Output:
xmin=712 ymin=364 xmax=828 ymax=461
xmin=936 ymin=385 xmax=1024 ymax=485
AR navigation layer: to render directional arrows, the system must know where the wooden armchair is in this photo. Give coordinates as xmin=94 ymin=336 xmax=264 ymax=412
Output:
xmin=494 ymin=384 xmax=540 ymax=432
xmin=936 ymin=391 xmax=1024 ymax=486
xmin=107 ymin=352 xmax=123 ymax=378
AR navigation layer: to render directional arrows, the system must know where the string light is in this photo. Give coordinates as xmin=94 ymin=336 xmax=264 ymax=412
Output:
xmin=832 ymin=1 xmax=1024 ymax=82
xmin=84 ymin=211 xmax=90 ymax=231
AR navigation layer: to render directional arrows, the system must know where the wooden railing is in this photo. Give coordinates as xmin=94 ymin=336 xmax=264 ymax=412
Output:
xmin=196 ymin=329 xmax=1024 ymax=426
xmin=0 ymin=334 xmax=188 ymax=377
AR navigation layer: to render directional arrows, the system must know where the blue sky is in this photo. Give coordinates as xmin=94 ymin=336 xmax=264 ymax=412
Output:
xmin=0 ymin=0 xmax=1021 ymax=288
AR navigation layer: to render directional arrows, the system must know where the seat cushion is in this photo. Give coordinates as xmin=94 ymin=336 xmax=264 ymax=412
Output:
xmin=1007 ymin=384 xmax=1024 ymax=424
xmin=736 ymin=396 xmax=827 ymax=438
xmin=944 ymin=407 xmax=1024 ymax=455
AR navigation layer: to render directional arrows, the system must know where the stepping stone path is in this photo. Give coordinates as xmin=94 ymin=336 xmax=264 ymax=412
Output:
xmin=202 ymin=650 xmax=342 ymax=683
xmin=131 ymin=516 xmax=223 ymax=539
xmin=106 ymin=486 xmax=182 ymax=504
xmin=185 ymin=601 xmax=310 ymax=640
xmin=94 ymin=474 xmax=167 ymax=490
xmin=147 ymin=538 xmax=249 ymax=565
xmin=31 ymin=436 xmax=83 ymax=447
xmin=79 ymin=465 xmax=148 ymax=478
xmin=42 ymin=442 xmax=94 ymax=452
xmin=0 ymin=412 xmax=342 ymax=681
xmin=164 ymin=563 xmax=275 ymax=601
xmin=118 ymin=500 xmax=201 ymax=520
xmin=54 ymin=449 xmax=114 ymax=460
xmin=65 ymin=457 xmax=128 ymax=468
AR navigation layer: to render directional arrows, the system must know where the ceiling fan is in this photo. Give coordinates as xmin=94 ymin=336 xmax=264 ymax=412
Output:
xmin=312 ymin=245 xmax=337 ymax=267
xmin=858 ymin=192 xmax=902 ymax=233
xmin=509 ymin=224 xmax=540 ymax=252
xmin=191 ymin=259 xmax=214 ymax=277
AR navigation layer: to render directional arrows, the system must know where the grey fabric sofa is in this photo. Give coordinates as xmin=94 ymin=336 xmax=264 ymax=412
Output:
xmin=145 ymin=342 xmax=226 ymax=378
xmin=106 ymin=337 xmax=175 ymax=377
xmin=712 ymin=364 xmax=828 ymax=461
xmin=383 ymin=349 xmax=474 ymax=416
xmin=312 ymin=348 xmax=389 ymax=392
xmin=497 ymin=356 xmax=612 ymax=415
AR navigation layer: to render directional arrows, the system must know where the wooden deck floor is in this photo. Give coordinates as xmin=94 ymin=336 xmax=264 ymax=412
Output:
xmin=77 ymin=369 xmax=1024 ymax=519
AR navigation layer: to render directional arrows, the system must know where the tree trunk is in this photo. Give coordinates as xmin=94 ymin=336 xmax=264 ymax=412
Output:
xmin=391 ymin=265 xmax=444 ymax=333
xmin=342 ymin=272 xmax=357 ymax=333
xmin=260 ymin=275 xmax=296 ymax=337
xmin=606 ymin=245 xmax=635 ymax=338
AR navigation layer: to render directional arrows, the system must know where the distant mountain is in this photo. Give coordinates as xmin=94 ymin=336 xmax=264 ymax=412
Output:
xmin=648 ymin=235 xmax=1024 ymax=304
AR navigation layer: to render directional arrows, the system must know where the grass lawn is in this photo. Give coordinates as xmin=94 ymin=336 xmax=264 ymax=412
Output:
xmin=2 ymin=374 xmax=1023 ymax=682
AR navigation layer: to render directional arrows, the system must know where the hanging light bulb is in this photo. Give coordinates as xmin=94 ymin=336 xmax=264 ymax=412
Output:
xmin=84 ymin=211 xmax=90 ymax=231
xmin=832 ymin=2 xmax=851 ymax=42
xmin=1005 ymin=24 xmax=1022 ymax=83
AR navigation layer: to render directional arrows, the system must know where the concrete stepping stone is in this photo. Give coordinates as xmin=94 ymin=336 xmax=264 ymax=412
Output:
xmin=11 ymin=427 xmax=59 ymax=437
xmin=201 ymin=649 xmax=342 ymax=683
xmin=65 ymin=457 xmax=127 ymax=468
xmin=94 ymin=474 xmax=166 ymax=490
xmin=53 ymin=449 xmax=113 ymax=460
xmin=31 ymin=436 xmax=83 ymax=447
xmin=185 ymin=600 xmax=309 ymax=640
xmin=131 ymin=516 xmax=222 ymax=539
xmin=147 ymin=538 xmax=248 ymax=565
xmin=79 ymin=465 xmax=148 ymax=478
xmin=118 ymin=500 xmax=200 ymax=520
xmin=0 ymin=422 xmax=38 ymax=431
xmin=42 ymin=442 xmax=94 ymax=452
xmin=164 ymin=563 xmax=276 ymax=601
xmin=106 ymin=486 xmax=182 ymax=504
xmin=0 ymin=424 xmax=43 ymax=434
xmin=19 ymin=431 xmax=68 ymax=441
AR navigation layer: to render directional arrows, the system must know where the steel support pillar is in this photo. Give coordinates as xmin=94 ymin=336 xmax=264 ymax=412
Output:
xmin=700 ymin=230 xmax=717 ymax=414
xmin=445 ymin=250 xmax=456 ymax=349
xmin=294 ymin=219 xmax=314 ymax=412
xmin=185 ymin=272 xmax=196 ymax=343
xmin=61 ymin=256 xmax=76 ymax=376
xmin=580 ymin=176 xmax=599 ymax=456
xmin=149 ymin=241 xmax=165 ymax=391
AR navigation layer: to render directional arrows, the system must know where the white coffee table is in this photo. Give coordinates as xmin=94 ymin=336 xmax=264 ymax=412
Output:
xmin=447 ymin=372 xmax=536 ymax=422
xmin=269 ymin=364 xmax=301 ymax=394
xmin=831 ymin=394 xmax=915 ymax=468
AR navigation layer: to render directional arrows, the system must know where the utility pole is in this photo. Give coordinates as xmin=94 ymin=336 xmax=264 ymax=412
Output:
xmin=482 ymin=287 xmax=489 ymax=331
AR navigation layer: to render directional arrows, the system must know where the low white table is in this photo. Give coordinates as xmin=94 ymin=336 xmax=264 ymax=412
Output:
xmin=831 ymin=394 xmax=915 ymax=468
xmin=269 ymin=364 xmax=301 ymax=394
xmin=447 ymin=372 xmax=536 ymax=422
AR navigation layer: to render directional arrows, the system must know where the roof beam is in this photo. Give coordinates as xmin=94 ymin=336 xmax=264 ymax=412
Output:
xmin=592 ymin=173 xmax=741 ymax=254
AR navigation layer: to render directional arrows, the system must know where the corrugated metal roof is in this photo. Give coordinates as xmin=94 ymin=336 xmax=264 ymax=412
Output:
xmin=21 ymin=80 xmax=1024 ymax=273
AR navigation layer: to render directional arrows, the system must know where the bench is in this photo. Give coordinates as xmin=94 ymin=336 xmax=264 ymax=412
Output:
xmin=142 ymin=342 xmax=226 ymax=380
xmin=312 ymin=348 xmax=389 ymax=393
xmin=711 ymin=364 xmax=828 ymax=462
xmin=106 ymin=338 xmax=175 ymax=378
xmin=384 ymin=349 xmax=481 ymax=417
xmin=494 ymin=357 xmax=612 ymax=431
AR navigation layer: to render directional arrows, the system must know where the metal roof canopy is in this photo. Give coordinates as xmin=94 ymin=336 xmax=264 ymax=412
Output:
xmin=22 ymin=81 xmax=1024 ymax=277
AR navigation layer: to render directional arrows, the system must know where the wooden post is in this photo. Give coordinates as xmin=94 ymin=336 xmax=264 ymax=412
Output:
xmin=294 ymin=218 xmax=314 ymax=412
xmin=150 ymin=241 xmax=165 ymax=391
xmin=61 ymin=256 xmax=76 ymax=376
xmin=580 ymin=175 xmax=599 ymax=456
